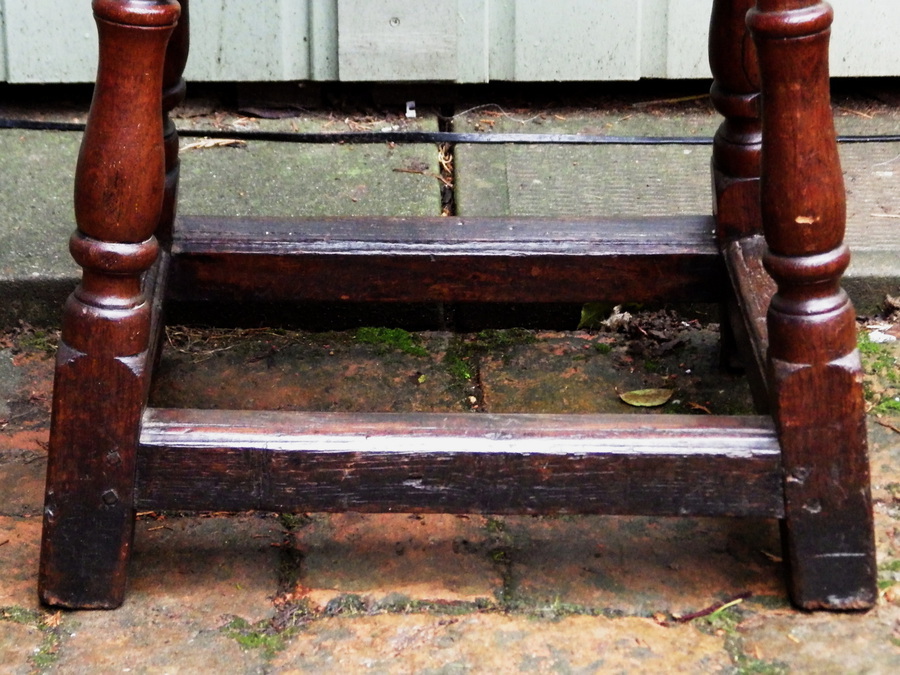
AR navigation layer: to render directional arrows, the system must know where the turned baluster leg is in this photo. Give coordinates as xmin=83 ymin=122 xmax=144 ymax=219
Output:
xmin=748 ymin=0 xmax=877 ymax=609
xmin=709 ymin=0 xmax=762 ymax=242
xmin=158 ymin=0 xmax=189 ymax=246
xmin=709 ymin=0 xmax=764 ymax=378
xmin=39 ymin=0 xmax=179 ymax=609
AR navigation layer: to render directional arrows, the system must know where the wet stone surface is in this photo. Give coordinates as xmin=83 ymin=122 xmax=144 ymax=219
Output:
xmin=1 ymin=320 xmax=900 ymax=671
xmin=269 ymin=613 xmax=735 ymax=673
xmin=479 ymin=327 xmax=755 ymax=416
xmin=151 ymin=329 xmax=463 ymax=413
xmin=286 ymin=513 xmax=500 ymax=609
xmin=0 ymin=518 xmax=43 ymax=610
xmin=150 ymin=312 xmax=757 ymax=419
xmin=491 ymin=515 xmax=784 ymax=618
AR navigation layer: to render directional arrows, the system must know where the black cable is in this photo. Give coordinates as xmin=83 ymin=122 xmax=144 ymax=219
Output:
xmin=0 ymin=119 xmax=84 ymax=132
xmin=182 ymin=129 xmax=716 ymax=145
xmin=2 ymin=116 xmax=899 ymax=145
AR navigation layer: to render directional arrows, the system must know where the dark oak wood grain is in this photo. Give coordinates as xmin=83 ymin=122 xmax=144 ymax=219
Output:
xmin=137 ymin=408 xmax=784 ymax=517
xmin=168 ymin=215 xmax=725 ymax=304
xmin=723 ymin=235 xmax=773 ymax=410
xmin=749 ymin=0 xmax=877 ymax=609
xmin=39 ymin=0 xmax=179 ymax=609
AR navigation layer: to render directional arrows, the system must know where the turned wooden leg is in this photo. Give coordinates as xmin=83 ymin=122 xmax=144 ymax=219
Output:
xmin=748 ymin=0 xmax=877 ymax=609
xmin=39 ymin=0 xmax=179 ymax=609
xmin=709 ymin=0 xmax=762 ymax=242
xmin=709 ymin=0 xmax=763 ymax=379
xmin=158 ymin=0 xmax=189 ymax=246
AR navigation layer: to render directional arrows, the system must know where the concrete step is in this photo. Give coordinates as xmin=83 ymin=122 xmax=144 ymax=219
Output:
xmin=2 ymin=94 xmax=898 ymax=325
xmin=0 ymin=109 xmax=443 ymax=325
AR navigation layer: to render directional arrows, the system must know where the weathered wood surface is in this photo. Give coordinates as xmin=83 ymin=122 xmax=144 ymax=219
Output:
xmin=722 ymin=235 xmax=773 ymax=411
xmin=168 ymin=215 xmax=725 ymax=304
xmin=749 ymin=0 xmax=876 ymax=609
xmin=137 ymin=408 xmax=784 ymax=518
xmin=144 ymin=250 xmax=170 ymax=403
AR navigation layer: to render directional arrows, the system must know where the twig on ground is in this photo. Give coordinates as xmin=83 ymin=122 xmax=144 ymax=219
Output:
xmin=671 ymin=591 xmax=752 ymax=623
xmin=877 ymin=419 xmax=900 ymax=435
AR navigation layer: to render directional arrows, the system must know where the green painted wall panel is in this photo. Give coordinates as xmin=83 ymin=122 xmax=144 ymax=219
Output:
xmin=309 ymin=0 xmax=339 ymax=80
xmin=337 ymin=0 xmax=489 ymax=83
xmin=665 ymin=0 xmax=710 ymax=80
xmin=339 ymin=1 xmax=459 ymax=81
xmin=488 ymin=0 xmax=516 ymax=81
xmin=456 ymin=0 xmax=490 ymax=83
xmin=662 ymin=0 xmax=900 ymax=79
xmin=4 ymin=2 xmax=95 ymax=83
xmin=0 ymin=1 xmax=7 ymax=81
xmin=3 ymin=0 xmax=313 ymax=83
xmin=0 ymin=1 xmax=897 ymax=83
xmin=187 ymin=0 xmax=310 ymax=81
xmin=829 ymin=0 xmax=900 ymax=77
xmin=509 ymin=0 xmax=641 ymax=81
xmin=639 ymin=0 xmax=671 ymax=79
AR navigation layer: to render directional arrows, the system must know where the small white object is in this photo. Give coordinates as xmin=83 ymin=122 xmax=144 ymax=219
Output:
xmin=406 ymin=101 xmax=417 ymax=118
xmin=868 ymin=330 xmax=897 ymax=344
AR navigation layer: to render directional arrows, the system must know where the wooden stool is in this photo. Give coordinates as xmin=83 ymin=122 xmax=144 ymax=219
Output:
xmin=39 ymin=0 xmax=877 ymax=610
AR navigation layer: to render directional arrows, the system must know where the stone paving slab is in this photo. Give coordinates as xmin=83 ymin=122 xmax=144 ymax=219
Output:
xmin=0 ymin=97 xmax=900 ymax=324
xmin=454 ymin=142 xmax=712 ymax=218
xmin=0 ymin=620 xmax=45 ymax=675
xmin=451 ymin=93 xmax=900 ymax=138
xmin=0 ymin=517 xmax=42 ymax=610
xmin=54 ymin=600 xmax=269 ymax=674
xmin=177 ymin=138 xmax=441 ymax=219
xmin=4 ymin=89 xmax=900 ymax=325
xmin=269 ymin=613 xmax=736 ymax=672
xmin=128 ymin=516 xmax=283 ymax=624
xmin=0 ymin=131 xmax=82 ymax=326
xmin=290 ymin=513 xmax=500 ymax=608
xmin=494 ymin=515 xmax=785 ymax=618
xmin=740 ymin=605 xmax=900 ymax=672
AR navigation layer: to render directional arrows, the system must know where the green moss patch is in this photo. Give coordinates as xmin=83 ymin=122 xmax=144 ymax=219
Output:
xmin=354 ymin=327 xmax=429 ymax=357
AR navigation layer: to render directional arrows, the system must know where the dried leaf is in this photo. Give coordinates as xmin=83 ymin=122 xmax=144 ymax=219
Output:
xmin=619 ymin=388 xmax=674 ymax=407
xmin=238 ymin=105 xmax=305 ymax=119
xmin=578 ymin=302 xmax=614 ymax=329
xmin=43 ymin=611 xmax=63 ymax=628
xmin=181 ymin=138 xmax=247 ymax=151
